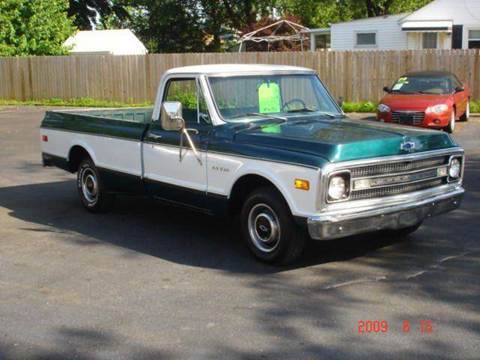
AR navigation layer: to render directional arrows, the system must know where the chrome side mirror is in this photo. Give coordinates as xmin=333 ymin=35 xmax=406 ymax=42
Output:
xmin=161 ymin=101 xmax=185 ymax=131
xmin=455 ymin=86 xmax=464 ymax=93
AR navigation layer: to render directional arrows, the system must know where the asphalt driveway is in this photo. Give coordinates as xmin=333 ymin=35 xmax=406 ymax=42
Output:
xmin=0 ymin=107 xmax=479 ymax=359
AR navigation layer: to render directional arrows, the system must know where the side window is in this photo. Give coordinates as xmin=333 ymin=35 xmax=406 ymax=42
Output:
xmin=164 ymin=78 xmax=198 ymax=125
xmin=198 ymin=84 xmax=211 ymax=125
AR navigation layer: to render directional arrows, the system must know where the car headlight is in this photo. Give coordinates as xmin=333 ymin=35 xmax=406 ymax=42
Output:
xmin=377 ymin=104 xmax=391 ymax=113
xmin=327 ymin=172 xmax=350 ymax=202
xmin=448 ymin=157 xmax=461 ymax=179
xmin=425 ymin=104 xmax=449 ymax=114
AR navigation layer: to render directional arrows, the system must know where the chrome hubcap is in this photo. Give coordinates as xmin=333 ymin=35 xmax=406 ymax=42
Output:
xmin=248 ymin=203 xmax=281 ymax=253
xmin=81 ymin=168 xmax=98 ymax=203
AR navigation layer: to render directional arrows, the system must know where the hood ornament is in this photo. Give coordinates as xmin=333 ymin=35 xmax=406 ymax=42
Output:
xmin=400 ymin=141 xmax=416 ymax=152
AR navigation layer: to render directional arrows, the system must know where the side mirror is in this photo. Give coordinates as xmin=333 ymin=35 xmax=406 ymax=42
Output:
xmin=383 ymin=86 xmax=391 ymax=93
xmin=161 ymin=101 xmax=185 ymax=131
xmin=455 ymin=86 xmax=464 ymax=93
xmin=337 ymin=96 xmax=344 ymax=108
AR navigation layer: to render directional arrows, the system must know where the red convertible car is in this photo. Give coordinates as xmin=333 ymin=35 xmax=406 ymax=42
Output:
xmin=377 ymin=71 xmax=470 ymax=133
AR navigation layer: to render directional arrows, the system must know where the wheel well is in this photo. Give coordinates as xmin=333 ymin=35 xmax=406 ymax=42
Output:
xmin=228 ymin=174 xmax=287 ymax=215
xmin=68 ymin=146 xmax=91 ymax=172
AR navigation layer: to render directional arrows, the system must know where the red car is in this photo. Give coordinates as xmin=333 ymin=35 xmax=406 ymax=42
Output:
xmin=377 ymin=71 xmax=470 ymax=133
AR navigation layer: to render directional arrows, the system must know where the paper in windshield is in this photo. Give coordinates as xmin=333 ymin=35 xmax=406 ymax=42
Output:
xmin=258 ymin=82 xmax=281 ymax=113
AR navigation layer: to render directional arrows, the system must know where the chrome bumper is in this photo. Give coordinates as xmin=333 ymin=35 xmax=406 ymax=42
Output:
xmin=307 ymin=187 xmax=464 ymax=240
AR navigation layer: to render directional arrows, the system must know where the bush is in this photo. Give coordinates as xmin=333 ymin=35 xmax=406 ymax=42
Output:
xmin=470 ymin=100 xmax=480 ymax=113
xmin=342 ymin=101 xmax=378 ymax=113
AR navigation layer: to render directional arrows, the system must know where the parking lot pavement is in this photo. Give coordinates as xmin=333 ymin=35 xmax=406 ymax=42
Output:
xmin=0 ymin=107 xmax=479 ymax=360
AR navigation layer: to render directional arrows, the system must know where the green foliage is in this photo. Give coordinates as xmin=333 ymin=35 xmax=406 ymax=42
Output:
xmin=0 ymin=98 xmax=152 ymax=108
xmin=342 ymin=101 xmax=378 ymax=112
xmin=0 ymin=0 xmax=75 ymax=56
xmin=471 ymin=100 xmax=480 ymax=114
xmin=68 ymin=0 xmax=131 ymax=30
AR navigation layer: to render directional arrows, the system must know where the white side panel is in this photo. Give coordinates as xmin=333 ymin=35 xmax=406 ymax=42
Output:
xmin=40 ymin=129 xmax=142 ymax=176
xmin=207 ymin=152 xmax=321 ymax=217
xmin=143 ymin=143 xmax=207 ymax=191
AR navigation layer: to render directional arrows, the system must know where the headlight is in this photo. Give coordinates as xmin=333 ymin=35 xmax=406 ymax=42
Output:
xmin=377 ymin=104 xmax=391 ymax=113
xmin=425 ymin=104 xmax=449 ymax=114
xmin=448 ymin=157 xmax=461 ymax=179
xmin=327 ymin=172 xmax=350 ymax=202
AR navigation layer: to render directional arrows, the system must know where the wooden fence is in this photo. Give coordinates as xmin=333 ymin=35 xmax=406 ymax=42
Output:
xmin=0 ymin=50 xmax=479 ymax=103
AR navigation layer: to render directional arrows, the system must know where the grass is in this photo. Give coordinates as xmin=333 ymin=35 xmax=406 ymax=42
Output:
xmin=0 ymin=98 xmax=479 ymax=113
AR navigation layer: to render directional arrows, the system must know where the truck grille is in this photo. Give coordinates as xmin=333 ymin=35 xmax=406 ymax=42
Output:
xmin=344 ymin=154 xmax=457 ymax=201
xmin=391 ymin=111 xmax=424 ymax=126
xmin=350 ymin=156 xmax=446 ymax=177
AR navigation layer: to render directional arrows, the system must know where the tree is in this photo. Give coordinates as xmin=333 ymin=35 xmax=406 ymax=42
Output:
xmin=0 ymin=0 xmax=75 ymax=56
xmin=68 ymin=0 xmax=130 ymax=30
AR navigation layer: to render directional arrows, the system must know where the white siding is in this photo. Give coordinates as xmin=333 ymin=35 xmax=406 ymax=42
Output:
xmin=331 ymin=14 xmax=408 ymax=50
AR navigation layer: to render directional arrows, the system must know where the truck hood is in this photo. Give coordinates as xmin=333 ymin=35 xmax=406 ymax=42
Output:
xmin=234 ymin=117 xmax=456 ymax=163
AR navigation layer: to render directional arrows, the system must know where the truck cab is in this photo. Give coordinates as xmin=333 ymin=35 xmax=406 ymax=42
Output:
xmin=41 ymin=64 xmax=465 ymax=264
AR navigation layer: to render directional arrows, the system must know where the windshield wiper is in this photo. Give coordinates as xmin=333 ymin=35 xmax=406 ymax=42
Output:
xmin=234 ymin=114 xmax=287 ymax=134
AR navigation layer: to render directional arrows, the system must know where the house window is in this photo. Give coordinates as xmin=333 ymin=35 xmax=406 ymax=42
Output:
xmin=356 ymin=32 xmax=376 ymax=46
xmin=468 ymin=30 xmax=480 ymax=49
xmin=422 ymin=33 xmax=438 ymax=49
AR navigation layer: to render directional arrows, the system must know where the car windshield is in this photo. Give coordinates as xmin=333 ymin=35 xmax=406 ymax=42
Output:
xmin=207 ymin=74 xmax=342 ymax=122
xmin=391 ymin=75 xmax=454 ymax=95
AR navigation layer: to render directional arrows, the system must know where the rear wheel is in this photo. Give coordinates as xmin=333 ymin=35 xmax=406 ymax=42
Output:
xmin=77 ymin=158 xmax=114 ymax=213
xmin=460 ymin=100 xmax=470 ymax=122
xmin=445 ymin=109 xmax=456 ymax=133
xmin=240 ymin=187 xmax=305 ymax=265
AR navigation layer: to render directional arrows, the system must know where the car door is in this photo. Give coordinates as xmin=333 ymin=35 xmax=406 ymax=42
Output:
xmin=143 ymin=76 xmax=212 ymax=210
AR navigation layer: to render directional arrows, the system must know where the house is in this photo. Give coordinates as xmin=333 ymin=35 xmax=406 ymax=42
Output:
xmin=64 ymin=29 xmax=148 ymax=55
xmin=309 ymin=0 xmax=480 ymax=51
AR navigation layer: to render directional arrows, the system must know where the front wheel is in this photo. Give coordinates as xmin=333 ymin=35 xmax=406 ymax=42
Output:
xmin=240 ymin=187 xmax=306 ymax=265
xmin=445 ymin=110 xmax=456 ymax=133
xmin=460 ymin=101 xmax=470 ymax=122
xmin=77 ymin=158 xmax=114 ymax=213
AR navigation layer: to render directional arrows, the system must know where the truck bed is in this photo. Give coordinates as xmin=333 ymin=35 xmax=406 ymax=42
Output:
xmin=41 ymin=107 xmax=153 ymax=141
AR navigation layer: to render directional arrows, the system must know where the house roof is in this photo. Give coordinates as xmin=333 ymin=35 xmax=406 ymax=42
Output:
xmin=331 ymin=13 xmax=410 ymax=26
xmin=401 ymin=0 xmax=480 ymax=24
xmin=64 ymin=29 xmax=147 ymax=55
xmin=165 ymin=64 xmax=314 ymax=75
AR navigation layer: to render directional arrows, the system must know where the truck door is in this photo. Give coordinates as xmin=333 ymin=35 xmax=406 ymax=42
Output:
xmin=143 ymin=77 xmax=211 ymax=210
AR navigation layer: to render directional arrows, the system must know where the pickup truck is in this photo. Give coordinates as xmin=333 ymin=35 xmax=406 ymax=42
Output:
xmin=41 ymin=64 xmax=465 ymax=264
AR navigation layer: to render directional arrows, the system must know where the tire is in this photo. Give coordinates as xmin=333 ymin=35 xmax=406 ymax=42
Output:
xmin=445 ymin=109 xmax=456 ymax=133
xmin=240 ymin=187 xmax=305 ymax=265
xmin=460 ymin=101 xmax=470 ymax=122
xmin=77 ymin=158 xmax=114 ymax=213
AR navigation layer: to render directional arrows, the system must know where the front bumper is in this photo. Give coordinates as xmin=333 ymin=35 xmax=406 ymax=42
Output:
xmin=307 ymin=186 xmax=464 ymax=240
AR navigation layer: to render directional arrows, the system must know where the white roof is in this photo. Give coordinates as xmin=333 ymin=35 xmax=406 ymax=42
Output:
xmin=165 ymin=64 xmax=314 ymax=75
xmin=401 ymin=0 xmax=480 ymax=25
xmin=331 ymin=13 xmax=409 ymax=26
xmin=64 ymin=29 xmax=147 ymax=55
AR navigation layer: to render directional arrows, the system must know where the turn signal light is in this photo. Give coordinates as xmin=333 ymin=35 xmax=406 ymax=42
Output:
xmin=294 ymin=179 xmax=310 ymax=191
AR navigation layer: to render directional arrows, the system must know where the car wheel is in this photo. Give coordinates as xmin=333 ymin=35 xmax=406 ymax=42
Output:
xmin=240 ymin=187 xmax=305 ymax=265
xmin=445 ymin=109 xmax=455 ymax=133
xmin=460 ymin=101 xmax=470 ymax=122
xmin=77 ymin=158 xmax=114 ymax=213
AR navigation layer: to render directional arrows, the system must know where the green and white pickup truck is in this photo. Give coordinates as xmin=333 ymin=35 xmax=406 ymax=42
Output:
xmin=41 ymin=64 xmax=465 ymax=264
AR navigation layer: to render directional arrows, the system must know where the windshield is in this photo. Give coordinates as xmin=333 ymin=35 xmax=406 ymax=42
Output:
xmin=391 ymin=75 xmax=454 ymax=95
xmin=207 ymin=74 xmax=342 ymax=122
